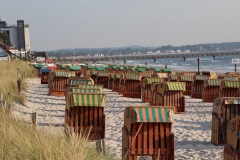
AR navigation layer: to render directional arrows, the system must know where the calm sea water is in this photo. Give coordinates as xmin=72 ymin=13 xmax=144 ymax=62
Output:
xmin=113 ymin=54 xmax=240 ymax=73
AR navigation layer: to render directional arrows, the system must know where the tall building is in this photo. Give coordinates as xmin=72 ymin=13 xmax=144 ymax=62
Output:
xmin=0 ymin=19 xmax=30 ymax=52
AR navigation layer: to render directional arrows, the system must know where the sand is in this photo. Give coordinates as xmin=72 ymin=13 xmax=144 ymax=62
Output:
xmin=14 ymin=78 xmax=224 ymax=160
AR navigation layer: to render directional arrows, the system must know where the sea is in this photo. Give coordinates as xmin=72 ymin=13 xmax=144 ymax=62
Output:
xmin=108 ymin=54 xmax=240 ymax=73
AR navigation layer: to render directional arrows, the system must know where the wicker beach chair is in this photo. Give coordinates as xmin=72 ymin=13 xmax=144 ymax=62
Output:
xmin=219 ymin=80 xmax=240 ymax=97
xmin=48 ymin=71 xmax=75 ymax=96
xmin=211 ymin=97 xmax=240 ymax=145
xmin=155 ymin=82 xmax=186 ymax=114
xmin=96 ymin=71 xmax=110 ymax=88
xmin=202 ymin=79 xmax=222 ymax=103
xmin=177 ymin=75 xmax=194 ymax=96
xmin=65 ymin=92 xmax=106 ymax=142
xmin=141 ymin=78 xmax=165 ymax=103
xmin=123 ymin=74 xmax=142 ymax=98
xmin=122 ymin=106 xmax=175 ymax=160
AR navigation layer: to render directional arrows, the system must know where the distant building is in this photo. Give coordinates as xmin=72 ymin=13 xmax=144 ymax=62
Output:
xmin=0 ymin=19 xmax=30 ymax=52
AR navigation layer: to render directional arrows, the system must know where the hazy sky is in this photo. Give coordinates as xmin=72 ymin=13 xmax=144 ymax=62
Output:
xmin=2 ymin=0 xmax=240 ymax=51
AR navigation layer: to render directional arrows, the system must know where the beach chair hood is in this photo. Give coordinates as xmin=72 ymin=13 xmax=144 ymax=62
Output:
xmin=157 ymin=82 xmax=186 ymax=95
xmin=124 ymin=106 xmax=174 ymax=132
xmin=204 ymin=79 xmax=222 ymax=88
xmin=220 ymin=80 xmax=240 ymax=89
xmin=142 ymin=78 xmax=165 ymax=89
xmin=66 ymin=93 xmax=106 ymax=110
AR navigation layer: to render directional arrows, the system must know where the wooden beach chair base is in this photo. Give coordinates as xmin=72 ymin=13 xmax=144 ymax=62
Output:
xmin=65 ymin=107 xmax=105 ymax=141
xmin=41 ymin=74 xmax=49 ymax=84
xmin=122 ymin=123 xmax=174 ymax=160
xmin=211 ymin=113 xmax=223 ymax=145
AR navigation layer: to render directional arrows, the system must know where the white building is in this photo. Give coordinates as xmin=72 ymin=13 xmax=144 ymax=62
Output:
xmin=0 ymin=19 xmax=30 ymax=52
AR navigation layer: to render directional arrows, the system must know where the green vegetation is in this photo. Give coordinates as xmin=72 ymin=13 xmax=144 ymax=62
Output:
xmin=0 ymin=61 xmax=116 ymax=160
xmin=0 ymin=31 xmax=11 ymax=46
xmin=0 ymin=61 xmax=35 ymax=104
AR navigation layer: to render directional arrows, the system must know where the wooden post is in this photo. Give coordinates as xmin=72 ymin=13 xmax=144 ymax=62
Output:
xmin=30 ymin=112 xmax=37 ymax=127
xmin=0 ymin=93 xmax=3 ymax=100
xmin=0 ymin=101 xmax=6 ymax=109
xmin=17 ymin=79 xmax=21 ymax=94
xmin=7 ymin=105 xmax=11 ymax=114
xmin=197 ymin=58 xmax=200 ymax=73
xmin=17 ymin=68 xmax=20 ymax=75
xmin=8 ymin=92 xmax=11 ymax=101
xmin=235 ymin=63 xmax=237 ymax=72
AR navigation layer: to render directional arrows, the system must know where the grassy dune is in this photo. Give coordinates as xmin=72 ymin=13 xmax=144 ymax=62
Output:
xmin=0 ymin=61 xmax=116 ymax=160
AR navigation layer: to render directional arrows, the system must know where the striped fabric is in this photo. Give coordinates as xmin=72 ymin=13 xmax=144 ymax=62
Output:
xmin=69 ymin=66 xmax=81 ymax=71
xmin=165 ymin=82 xmax=186 ymax=91
xmin=96 ymin=67 xmax=105 ymax=71
xmin=204 ymin=79 xmax=221 ymax=86
xmin=183 ymin=72 xmax=195 ymax=76
xmin=97 ymin=72 xmax=109 ymax=77
xmin=170 ymin=75 xmax=178 ymax=80
xmin=70 ymin=79 xmax=93 ymax=85
xmin=87 ymin=66 xmax=95 ymax=69
xmin=70 ymin=88 xmax=100 ymax=93
xmin=156 ymin=73 xmax=168 ymax=78
xmin=179 ymin=75 xmax=194 ymax=81
xmin=54 ymin=71 xmax=75 ymax=77
xmin=70 ymin=93 xmax=106 ymax=107
xmin=145 ymin=78 xmax=164 ymax=85
xmin=195 ymin=75 xmax=210 ymax=80
xmin=125 ymin=74 xmax=141 ymax=80
xmin=140 ymin=72 xmax=153 ymax=77
xmin=224 ymin=76 xmax=239 ymax=81
xmin=131 ymin=106 xmax=174 ymax=123
xmin=78 ymin=84 xmax=103 ymax=93
xmin=224 ymin=98 xmax=240 ymax=104
xmin=224 ymin=80 xmax=240 ymax=88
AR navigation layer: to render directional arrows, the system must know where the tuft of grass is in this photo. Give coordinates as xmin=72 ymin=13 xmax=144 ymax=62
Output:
xmin=0 ymin=61 xmax=35 ymax=104
xmin=0 ymin=111 xmax=115 ymax=160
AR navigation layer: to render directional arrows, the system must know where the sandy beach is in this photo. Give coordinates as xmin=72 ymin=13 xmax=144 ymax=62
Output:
xmin=14 ymin=78 xmax=224 ymax=160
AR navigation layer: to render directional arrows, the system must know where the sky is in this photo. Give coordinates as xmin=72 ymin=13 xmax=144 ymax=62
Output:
xmin=1 ymin=0 xmax=240 ymax=51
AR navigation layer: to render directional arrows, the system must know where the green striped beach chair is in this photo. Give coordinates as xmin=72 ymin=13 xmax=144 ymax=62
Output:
xmin=65 ymin=93 xmax=106 ymax=141
xmin=156 ymin=82 xmax=186 ymax=114
xmin=141 ymin=77 xmax=165 ymax=103
xmin=122 ymin=106 xmax=175 ymax=160
xmin=49 ymin=71 xmax=76 ymax=96
xmin=177 ymin=75 xmax=194 ymax=96
xmin=219 ymin=80 xmax=240 ymax=97
xmin=202 ymin=79 xmax=222 ymax=102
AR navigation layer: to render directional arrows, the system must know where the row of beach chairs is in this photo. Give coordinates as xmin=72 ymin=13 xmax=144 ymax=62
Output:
xmin=34 ymin=63 xmax=240 ymax=159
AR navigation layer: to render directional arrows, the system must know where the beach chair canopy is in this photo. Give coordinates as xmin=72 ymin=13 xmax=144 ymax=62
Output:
xmin=114 ymin=73 xmax=123 ymax=79
xmin=142 ymin=78 xmax=165 ymax=88
xmin=162 ymin=68 xmax=171 ymax=73
xmin=68 ymin=78 xmax=94 ymax=86
xmin=124 ymin=74 xmax=142 ymax=81
xmin=169 ymin=75 xmax=178 ymax=81
xmin=69 ymin=88 xmax=100 ymax=94
xmin=97 ymin=71 xmax=109 ymax=77
xmin=68 ymin=65 xmax=81 ymax=71
xmin=53 ymin=71 xmax=75 ymax=77
xmin=177 ymin=75 xmax=194 ymax=82
xmin=124 ymin=106 xmax=174 ymax=132
xmin=194 ymin=75 xmax=210 ymax=81
xmin=66 ymin=93 xmax=106 ymax=110
xmin=224 ymin=76 xmax=240 ymax=81
xmin=40 ymin=68 xmax=51 ymax=73
xmin=226 ymin=116 xmax=240 ymax=151
xmin=79 ymin=84 xmax=103 ymax=93
xmin=157 ymin=82 xmax=186 ymax=94
xmin=203 ymin=79 xmax=222 ymax=87
xmin=96 ymin=67 xmax=105 ymax=71
xmin=140 ymin=71 xmax=153 ymax=78
xmin=220 ymin=80 xmax=240 ymax=89
xmin=152 ymin=73 xmax=168 ymax=78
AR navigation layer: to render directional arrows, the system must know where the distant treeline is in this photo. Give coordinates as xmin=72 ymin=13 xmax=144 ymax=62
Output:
xmin=47 ymin=42 xmax=240 ymax=57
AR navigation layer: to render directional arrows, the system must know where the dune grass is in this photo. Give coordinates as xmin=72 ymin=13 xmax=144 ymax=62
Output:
xmin=0 ymin=61 xmax=35 ymax=104
xmin=0 ymin=61 xmax=116 ymax=160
